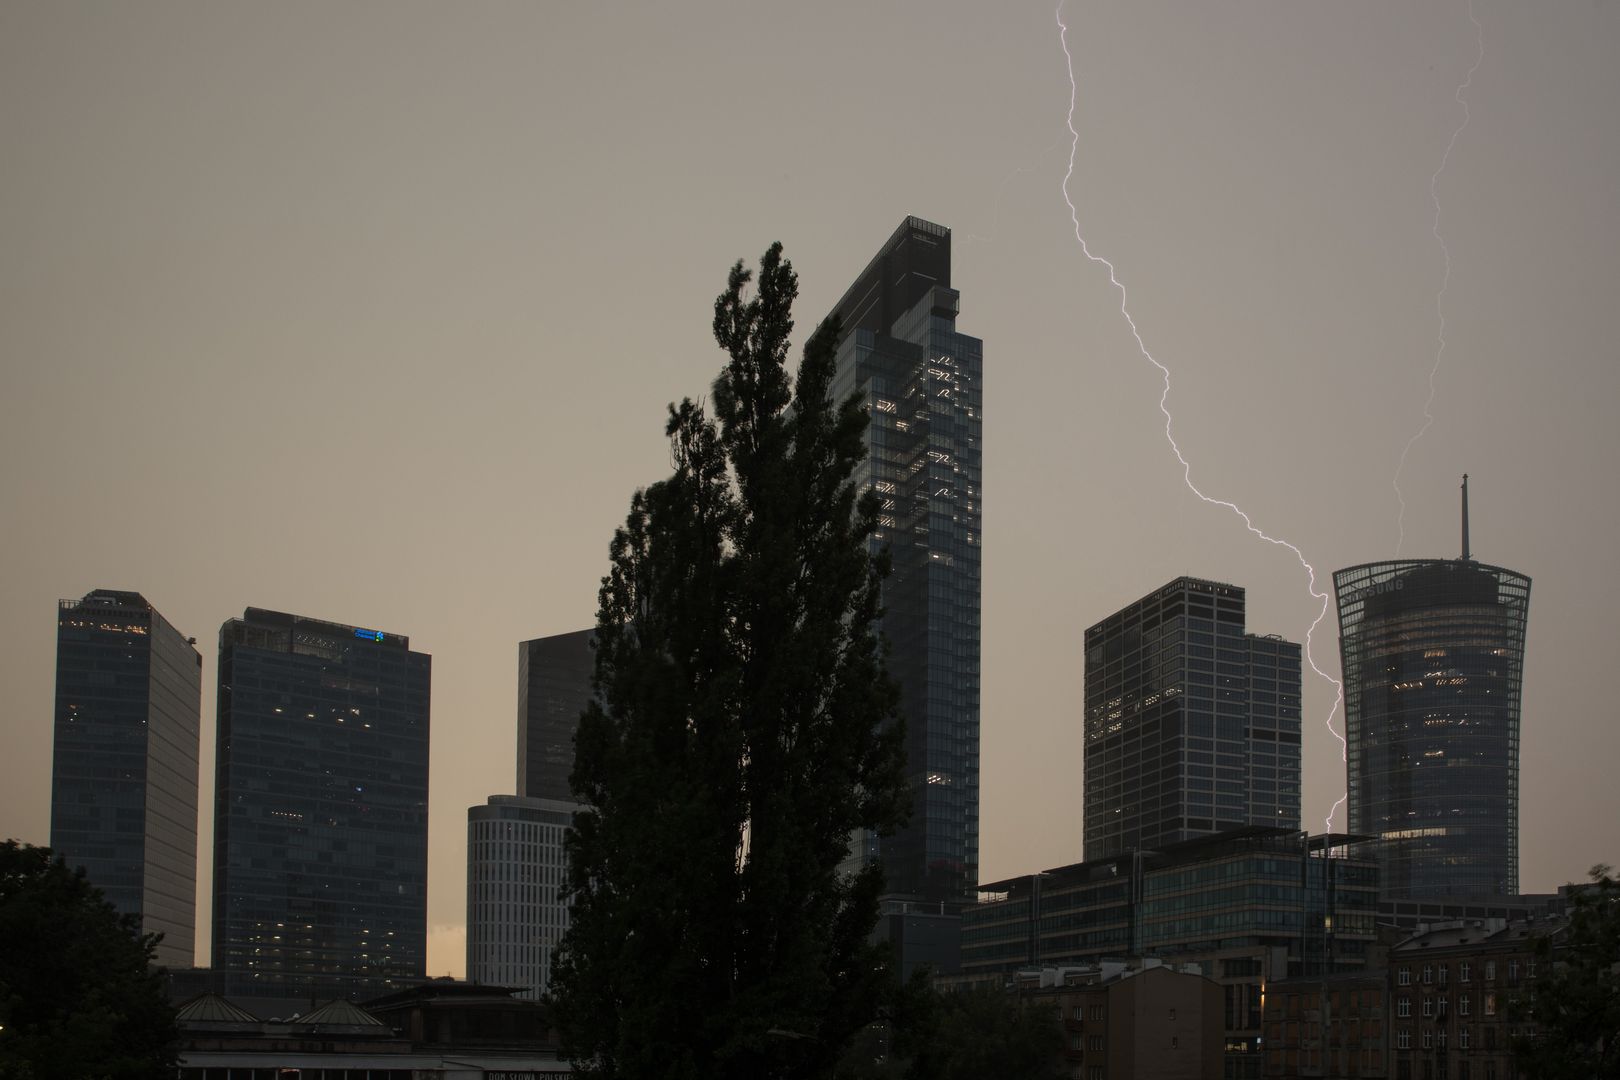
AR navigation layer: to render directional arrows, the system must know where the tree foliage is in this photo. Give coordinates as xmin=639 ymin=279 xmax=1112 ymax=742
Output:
xmin=836 ymin=985 xmax=1067 ymax=1080
xmin=551 ymin=244 xmax=909 ymax=1080
xmin=0 ymin=840 xmax=179 ymax=1080
xmin=1517 ymin=865 xmax=1620 ymax=1079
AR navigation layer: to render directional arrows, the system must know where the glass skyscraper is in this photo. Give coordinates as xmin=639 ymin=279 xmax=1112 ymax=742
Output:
xmin=517 ymin=628 xmax=594 ymax=803
xmin=212 ymin=608 xmax=430 ymax=1008
xmin=826 ymin=216 xmax=982 ymax=906
xmin=1334 ymin=551 xmax=1530 ymax=900
xmin=1083 ymin=577 xmax=1303 ymax=860
xmin=51 ymin=589 xmax=201 ymax=968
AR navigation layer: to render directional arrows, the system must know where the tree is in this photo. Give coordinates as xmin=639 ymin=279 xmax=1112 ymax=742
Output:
xmin=550 ymin=244 xmax=909 ymax=1080
xmin=1516 ymin=865 xmax=1620 ymax=1079
xmin=0 ymin=841 xmax=179 ymax=1080
xmin=836 ymin=985 xmax=1068 ymax=1080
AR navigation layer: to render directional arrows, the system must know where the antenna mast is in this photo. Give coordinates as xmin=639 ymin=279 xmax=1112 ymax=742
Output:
xmin=1461 ymin=474 xmax=1471 ymax=560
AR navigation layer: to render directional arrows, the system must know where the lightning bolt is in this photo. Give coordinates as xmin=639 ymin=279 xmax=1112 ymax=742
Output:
xmin=1394 ymin=0 xmax=1485 ymax=555
xmin=1055 ymin=1 xmax=1347 ymax=834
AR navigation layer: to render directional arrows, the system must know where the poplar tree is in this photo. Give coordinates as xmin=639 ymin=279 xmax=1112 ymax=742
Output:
xmin=551 ymin=244 xmax=909 ymax=1080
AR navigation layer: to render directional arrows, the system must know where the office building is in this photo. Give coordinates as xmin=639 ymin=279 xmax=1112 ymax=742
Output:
xmin=212 ymin=608 xmax=430 ymax=1009
xmin=826 ymin=215 xmax=983 ymax=907
xmin=51 ymin=589 xmax=202 ymax=967
xmin=465 ymin=795 xmax=576 ymax=999
xmin=1334 ymin=478 xmax=1530 ymax=900
xmin=517 ymin=629 xmax=594 ymax=802
xmin=963 ymin=829 xmax=1378 ymax=1080
xmin=1084 ymin=577 xmax=1303 ymax=860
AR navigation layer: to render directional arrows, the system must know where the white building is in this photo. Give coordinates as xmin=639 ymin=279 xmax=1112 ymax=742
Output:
xmin=466 ymin=795 xmax=577 ymax=998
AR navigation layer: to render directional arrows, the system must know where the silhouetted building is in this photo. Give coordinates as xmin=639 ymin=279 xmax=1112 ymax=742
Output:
xmin=1016 ymin=962 xmax=1225 ymax=1080
xmin=827 ymin=215 xmax=983 ymax=908
xmin=1084 ymin=577 xmax=1303 ymax=859
xmin=212 ymin=608 xmax=430 ymax=1010
xmin=517 ymin=628 xmax=594 ymax=801
xmin=51 ymin=589 xmax=201 ymax=967
xmin=1262 ymin=972 xmax=1388 ymax=1080
xmin=466 ymin=795 xmax=575 ymax=998
xmin=1334 ymin=479 xmax=1530 ymax=900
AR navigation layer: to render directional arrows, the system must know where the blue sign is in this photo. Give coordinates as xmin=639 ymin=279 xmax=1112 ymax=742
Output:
xmin=354 ymin=628 xmax=386 ymax=642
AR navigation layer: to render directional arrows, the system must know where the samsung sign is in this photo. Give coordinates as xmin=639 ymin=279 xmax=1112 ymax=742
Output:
xmin=1351 ymin=579 xmax=1405 ymax=602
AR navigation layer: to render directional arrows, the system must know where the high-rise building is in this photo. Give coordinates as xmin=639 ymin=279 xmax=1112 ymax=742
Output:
xmin=212 ymin=608 xmax=430 ymax=1009
xmin=1083 ymin=577 xmax=1303 ymax=860
xmin=51 ymin=589 xmax=201 ymax=968
xmin=1333 ymin=479 xmax=1530 ymax=900
xmin=465 ymin=795 xmax=576 ymax=998
xmin=826 ymin=215 xmax=983 ymax=907
xmin=517 ymin=629 xmax=594 ymax=802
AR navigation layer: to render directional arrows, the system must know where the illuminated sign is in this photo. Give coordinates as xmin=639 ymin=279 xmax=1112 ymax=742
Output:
xmin=353 ymin=628 xmax=386 ymax=643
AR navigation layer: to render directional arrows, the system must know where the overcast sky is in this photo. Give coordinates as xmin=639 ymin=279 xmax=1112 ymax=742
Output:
xmin=3 ymin=1 xmax=1616 ymax=977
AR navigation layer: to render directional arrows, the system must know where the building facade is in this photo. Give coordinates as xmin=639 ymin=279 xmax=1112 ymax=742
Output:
xmin=465 ymin=795 xmax=575 ymax=998
xmin=517 ymin=628 xmax=594 ymax=802
xmin=1262 ymin=972 xmax=1388 ymax=1080
xmin=212 ymin=608 xmax=431 ymax=1009
xmin=826 ymin=215 xmax=983 ymax=907
xmin=1084 ymin=577 xmax=1303 ymax=860
xmin=51 ymin=589 xmax=202 ymax=967
xmin=1018 ymin=963 xmax=1224 ymax=1080
xmin=1334 ymin=551 xmax=1530 ymax=900
xmin=1386 ymin=918 xmax=1557 ymax=1080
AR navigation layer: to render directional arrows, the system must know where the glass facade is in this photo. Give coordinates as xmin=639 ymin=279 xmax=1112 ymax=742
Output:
xmin=516 ymin=629 xmax=594 ymax=802
xmin=1334 ymin=559 xmax=1530 ymax=899
xmin=213 ymin=608 xmax=430 ymax=1006
xmin=1084 ymin=578 xmax=1302 ymax=861
xmin=827 ymin=216 xmax=982 ymax=906
xmin=51 ymin=589 xmax=201 ymax=968
xmin=466 ymin=795 xmax=576 ymax=998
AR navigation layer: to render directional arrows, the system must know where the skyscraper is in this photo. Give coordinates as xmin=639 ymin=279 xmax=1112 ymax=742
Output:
xmin=212 ymin=608 xmax=430 ymax=1008
xmin=517 ymin=628 xmax=594 ymax=802
xmin=51 ymin=589 xmax=201 ymax=968
xmin=1083 ymin=577 xmax=1303 ymax=860
xmin=1334 ymin=479 xmax=1530 ymax=899
xmin=465 ymin=795 xmax=576 ymax=998
xmin=826 ymin=216 xmax=983 ymax=907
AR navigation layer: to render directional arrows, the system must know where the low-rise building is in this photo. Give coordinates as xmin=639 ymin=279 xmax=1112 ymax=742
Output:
xmin=1262 ymin=972 xmax=1387 ymax=1079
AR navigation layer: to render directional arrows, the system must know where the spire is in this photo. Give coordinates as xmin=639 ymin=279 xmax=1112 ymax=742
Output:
xmin=1461 ymin=474 xmax=1471 ymax=561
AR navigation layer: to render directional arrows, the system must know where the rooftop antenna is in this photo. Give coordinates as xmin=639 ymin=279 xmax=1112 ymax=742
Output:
xmin=1461 ymin=474 xmax=1471 ymax=560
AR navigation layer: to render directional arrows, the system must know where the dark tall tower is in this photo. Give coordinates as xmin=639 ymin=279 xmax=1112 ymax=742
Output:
xmin=826 ymin=216 xmax=982 ymax=906
xmin=517 ymin=628 xmax=594 ymax=802
xmin=51 ymin=589 xmax=201 ymax=968
xmin=1334 ymin=486 xmax=1530 ymax=899
xmin=213 ymin=608 xmax=430 ymax=1008
xmin=1083 ymin=577 xmax=1303 ymax=859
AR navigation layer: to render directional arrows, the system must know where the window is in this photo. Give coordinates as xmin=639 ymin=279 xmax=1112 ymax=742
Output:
xmin=1485 ymin=961 xmax=1496 ymax=981
xmin=1460 ymin=1028 xmax=1471 ymax=1050
xmin=1508 ymin=960 xmax=1520 ymax=983
xmin=1423 ymin=998 xmax=1434 ymax=1018
xmin=1438 ymin=1029 xmax=1449 ymax=1050
xmin=1485 ymin=1064 xmax=1495 ymax=1080
xmin=1460 ymin=962 xmax=1471 ymax=983
xmin=1400 ymin=966 xmax=1413 ymax=986
xmin=1484 ymin=992 xmax=1496 ymax=1017
xmin=1439 ymin=964 xmax=1449 ymax=987
xmin=1071 ymin=1034 xmax=1083 ymax=1051
xmin=1169 ymin=1008 xmax=1177 ymax=1021
xmin=1088 ymin=1035 xmax=1104 ymax=1051
xmin=1527 ymin=958 xmax=1537 ymax=979
xmin=1460 ymin=994 xmax=1471 ymax=1017
xmin=1398 ymin=1029 xmax=1412 ymax=1049
xmin=1423 ymin=1031 xmax=1433 ymax=1050
xmin=1399 ymin=997 xmax=1412 ymax=1018
xmin=1074 ymin=1007 xmax=1084 ymax=1021
xmin=1090 ymin=1005 xmax=1104 ymax=1021
xmin=1439 ymin=995 xmax=1449 ymax=1016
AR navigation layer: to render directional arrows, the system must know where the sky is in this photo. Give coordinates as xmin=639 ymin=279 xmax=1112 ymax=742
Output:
xmin=2 ymin=1 xmax=1616 ymax=979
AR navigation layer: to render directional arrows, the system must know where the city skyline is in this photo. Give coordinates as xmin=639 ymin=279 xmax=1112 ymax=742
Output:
xmin=3 ymin=2 xmax=1617 ymax=978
